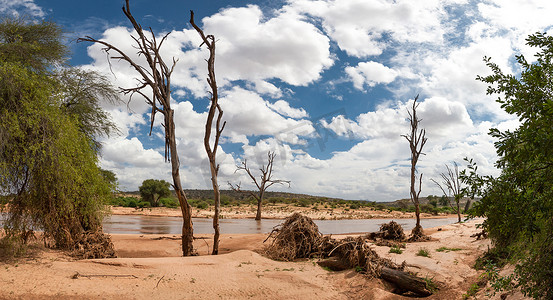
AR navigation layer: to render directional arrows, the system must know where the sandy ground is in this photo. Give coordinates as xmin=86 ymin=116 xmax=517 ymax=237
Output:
xmin=0 ymin=219 xmax=530 ymax=299
xmin=110 ymin=204 xmax=460 ymax=220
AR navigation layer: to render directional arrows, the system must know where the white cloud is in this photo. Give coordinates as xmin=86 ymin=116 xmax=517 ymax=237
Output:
xmin=201 ymin=5 xmax=334 ymax=86
xmin=0 ymin=0 xmax=44 ymax=17
xmin=268 ymin=100 xmax=308 ymax=119
xmin=221 ymin=87 xmax=315 ymax=144
xmin=345 ymin=61 xmax=398 ymax=90
xmin=288 ymin=0 xmax=452 ymax=57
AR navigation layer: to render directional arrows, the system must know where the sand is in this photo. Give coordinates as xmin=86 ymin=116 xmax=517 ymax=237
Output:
xmin=0 ymin=219 xmax=529 ymax=299
xmin=110 ymin=204 xmax=460 ymax=220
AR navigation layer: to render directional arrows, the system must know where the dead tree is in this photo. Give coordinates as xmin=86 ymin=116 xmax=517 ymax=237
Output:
xmin=401 ymin=95 xmax=427 ymax=240
xmin=431 ymin=162 xmax=463 ymax=223
xmin=190 ymin=11 xmax=225 ymax=255
xmin=229 ymin=151 xmax=291 ymax=220
xmin=78 ymin=0 xmax=195 ymax=256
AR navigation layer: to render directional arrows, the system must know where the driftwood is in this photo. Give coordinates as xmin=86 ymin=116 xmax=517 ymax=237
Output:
xmin=470 ymin=230 xmax=488 ymax=240
xmin=380 ymin=267 xmax=432 ymax=296
xmin=265 ymin=214 xmax=435 ymax=297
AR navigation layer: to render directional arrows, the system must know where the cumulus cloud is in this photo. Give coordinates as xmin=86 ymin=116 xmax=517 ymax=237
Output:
xmin=287 ymin=0 xmax=452 ymax=57
xmin=346 ymin=61 xmax=399 ymax=90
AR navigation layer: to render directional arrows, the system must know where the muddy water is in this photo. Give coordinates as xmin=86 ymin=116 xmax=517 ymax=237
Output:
xmin=102 ymin=215 xmax=460 ymax=235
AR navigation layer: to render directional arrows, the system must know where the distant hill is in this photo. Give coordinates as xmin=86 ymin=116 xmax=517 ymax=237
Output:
xmin=122 ymin=189 xmax=477 ymax=208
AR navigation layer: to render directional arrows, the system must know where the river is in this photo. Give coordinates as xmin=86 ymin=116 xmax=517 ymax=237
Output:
xmin=102 ymin=215 xmax=460 ymax=235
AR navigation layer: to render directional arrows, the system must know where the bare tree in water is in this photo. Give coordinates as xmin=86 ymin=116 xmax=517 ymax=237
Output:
xmin=401 ymin=95 xmax=427 ymax=240
xmin=190 ymin=11 xmax=225 ymax=255
xmin=79 ymin=0 xmax=195 ymax=256
xmin=229 ymin=151 xmax=291 ymax=220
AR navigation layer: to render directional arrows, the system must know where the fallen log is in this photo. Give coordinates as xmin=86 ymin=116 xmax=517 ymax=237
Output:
xmin=380 ymin=267 xmax=432 ymax=297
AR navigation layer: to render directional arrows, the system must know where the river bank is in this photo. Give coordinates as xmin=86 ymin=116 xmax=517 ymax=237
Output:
xmin=110 ymin=204 xmax=462 ymax=220
xmin=1 ymin=219 xmax=527 ymax=299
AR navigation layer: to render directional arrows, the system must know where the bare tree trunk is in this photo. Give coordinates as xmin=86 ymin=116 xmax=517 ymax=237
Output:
xmin=210 ymin=162 xmax=221 ymax=254
xmin=77 ymin=0 xmax=195 ymax=256
xmin=402 ymin=96 xmax=427 ymax=240
xmin=190 ymin=11 xmax=225 ymax=255
xmin=167 ymin=113 xmax=194 ymax=256
xmin=255 ymin=190 xmax=264 ymax=221
xmin=228 ymin=151 xmax=290 ymax=222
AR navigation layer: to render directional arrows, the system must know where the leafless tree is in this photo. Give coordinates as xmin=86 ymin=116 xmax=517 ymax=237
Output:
xmin=190 ymin=11 xmax=225 ymax=255
xmin=78 ymin=0 xmax=195 ymax=256
xmin=229 ymin=151 xmax=291 ymax=220
xmin=401 ymin=95 xmax=428 ymax=240
xmin=431 ymin=162 xmax=463 ymax=223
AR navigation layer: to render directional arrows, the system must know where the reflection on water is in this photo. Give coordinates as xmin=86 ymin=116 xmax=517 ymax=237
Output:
xmin=102 ymin=215 xmax=460 ymax=235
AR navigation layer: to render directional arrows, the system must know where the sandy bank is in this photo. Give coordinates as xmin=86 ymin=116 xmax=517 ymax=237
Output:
xmin=0 ymin=219 xmax=527 ymax=299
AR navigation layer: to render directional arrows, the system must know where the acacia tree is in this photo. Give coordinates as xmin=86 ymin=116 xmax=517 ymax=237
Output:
xmin=431 ymin=162 xmax=463 ymax=223
xmin=139 ymin=179 xmax=171 ymax=207
xmin=229 ymin=151 xmax=291 ymax=220
xmin=78 ymin=0 xmax=195 ymax=256
xmin=0 ymin=18 xmax=117 ymax=255
xmin=189 ymin=11 xmax=225 ymax=255
xmin=401 ymin=95 xmax=428 ymax=240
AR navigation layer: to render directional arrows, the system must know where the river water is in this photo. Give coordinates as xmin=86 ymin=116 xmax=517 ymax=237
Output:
xmin=102 ymin=215 xmax=460 ymax=235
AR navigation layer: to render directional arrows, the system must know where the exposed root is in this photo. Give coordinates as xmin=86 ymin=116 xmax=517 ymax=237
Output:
xmin=408 ymin=224 xmax=430 ymax=242
xmin=263 ymin=213 xmax=328 ymax=261
xmin=71 ymin=231 xmax=116 ymax=259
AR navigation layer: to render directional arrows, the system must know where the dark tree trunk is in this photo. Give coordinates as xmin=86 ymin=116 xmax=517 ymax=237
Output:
xmin=380 ymin=267 xmax=433 ymax=296
xmin=167 ymin=111 xmax=194 ymax=256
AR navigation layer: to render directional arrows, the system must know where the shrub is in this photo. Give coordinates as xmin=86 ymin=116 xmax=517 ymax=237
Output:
xmin=416 ymin=248 xmax=430 ymax=257
xmin=389 ymin=246 xmax=403 ymax=254
xmin=159 ymin=197 xmax=179 ymax=208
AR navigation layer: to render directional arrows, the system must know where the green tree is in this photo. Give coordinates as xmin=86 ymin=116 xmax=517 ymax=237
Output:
xmin=468 ymin=32 xmax=553 ymax=299
xmin=0 ymin=17 xmax=117 ymax=256
xmin=139 ymin=179 xmax=171 ymax=207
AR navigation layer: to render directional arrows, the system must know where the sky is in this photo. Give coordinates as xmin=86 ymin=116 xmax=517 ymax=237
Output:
xmin=3 ymin=0 xmax=553 ymax=201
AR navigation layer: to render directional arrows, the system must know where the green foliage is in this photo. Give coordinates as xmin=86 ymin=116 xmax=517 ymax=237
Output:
xmin=436 ymin=247 xmax=462 ymax=252
xmin=467 ymin=32 xmax=553 ymax=299
xmin=194 ymin=201 xmax=209 ymax=210
xmin=0 ymin=18 xmax=117 ymax=252
xmin=389 ymin=245 xmax=403 ymax=254
xmin=0 ymin=17 xmax=67 ymax=72
xmin=139 ymin=179 xmax=171 ymax=207
xmin=416 ymin=248 xmax=431 ymax=257
xmin=159 ymin=197 xmax=179 ymax=208
xmin=462 ymin=283 xmax=481 ymax=299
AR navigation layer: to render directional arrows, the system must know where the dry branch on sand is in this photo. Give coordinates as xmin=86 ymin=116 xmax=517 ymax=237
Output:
xmin=263 ymin=213 xmax=433 ymax=296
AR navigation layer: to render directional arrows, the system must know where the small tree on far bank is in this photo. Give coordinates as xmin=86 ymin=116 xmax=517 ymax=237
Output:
xmin=431 ymin=162 xmax=463 ymax=223
xmin=401 ymin=95 xmax=427 ymax=240
xmin=139 ymin=179 xmax=171 ymax=207
xmin=229 ymin=151 xmax=291 ymax=220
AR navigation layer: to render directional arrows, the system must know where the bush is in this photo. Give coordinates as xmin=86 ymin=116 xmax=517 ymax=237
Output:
xmin=159 ymin=197 xmax=179 ymax=208
xmin=127 ymin=199 xmax=138 ymax=208
xmin=138 ymin=201 xmax=151 ymax=208
xmin=195 ymin=201 xmax=209 ymax=210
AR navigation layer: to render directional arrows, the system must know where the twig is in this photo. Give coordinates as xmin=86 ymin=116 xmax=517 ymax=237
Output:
xmin=156 ymin=275 xmax=165 ymax=288
xmin=71 ymin=272 xmax=138 ymax=279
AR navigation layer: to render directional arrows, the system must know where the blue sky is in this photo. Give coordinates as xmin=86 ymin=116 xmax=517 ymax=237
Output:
xmin=4 ymin=0 xmax=553 ymax=201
